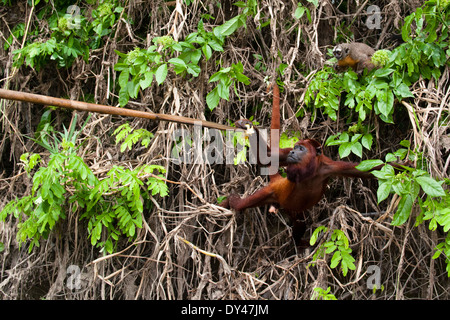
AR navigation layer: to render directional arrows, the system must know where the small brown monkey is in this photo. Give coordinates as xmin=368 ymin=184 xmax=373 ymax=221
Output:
xmin=333 ymin=42 xmax=376 ymax=74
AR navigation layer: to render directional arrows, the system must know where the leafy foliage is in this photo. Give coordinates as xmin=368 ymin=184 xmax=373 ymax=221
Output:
xmin=357 ymin=140 xmax=450 ymax=273
xmin=113 ymin=123 xmax=154 ymax=152
xmin=206 ymin=62 xmax=250 ymax=110
xmin=305 ymin=0 xmax=448 ymax=159
xmin=0 ymin=114 xmax=168 ymax=254
xmin=113 ymin=3 xmax=256 ymax=109
xmin=80 ymin=164 xmax=168 ymax=253
xmin=11 ymin=0 xmax=124 ymax=71
xmin=1 ymin=0 xmax=450 ymax=300
xmin=302 ymin=2 xmax=450 ymax=278
xmin=311 ymin=286 xmax=337 ymax=300
xmin=310 ymin=227 xmax=356 ymax=277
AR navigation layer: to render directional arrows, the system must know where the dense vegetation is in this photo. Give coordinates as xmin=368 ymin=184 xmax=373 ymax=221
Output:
xmin=0 ymin=0 xmax=449 ymax=300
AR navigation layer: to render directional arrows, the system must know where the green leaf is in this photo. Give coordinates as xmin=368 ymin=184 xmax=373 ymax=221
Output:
xmin=139 ymin=71 xmax=153 ymax=89
xmin=168 ymin=57 xmax=187 ymax=69
xmin=432 ymin=243 xmax=444 ymax=259
xmin=118 ymin=69 xmax=129 ymax=88
xmin=402 ymin=15 xmax=414 ymax=41
xmin=330 ymin=251 xmax=342 ymax=269
xmin=436 ymin=209 xmax=450 ymax=232
xmin=202 ymin=44 xmax=212 ymax=60
xmin=356 ymin=159 xmax=384 ymax=171
xmin=416 ymin=176 xmax=445 ymax=197
xmin=310 ymin=226 xmax=328 ymax=245
xmin=217 ymin=82 xmax=230 ymax=100
xmin=215 ymin=15 xmax=242 ymax=37
xmin=338 ymin=142 xmax=352 ymax=158
xmin=186 ymin=63 xmax=201 ymax=77
xmin=392 ymin=194 xmax=413 ymax=226
xmin=155 ymin=63 xmax=168 ymax=85
xmin=371 ymin=164 xmax=395 ymax=180
xmin=294 ymin=5 xmax=306 ymax=19
xmin=127 ymin=80 xmax=140 ymax=99
xmin=209 ymin=71 xmax=227 ymax=83
xmin=362 ymin=134 xmax=373 ymax=150
xmin=394 ymin=83 xmax=414 ymax=99
xmin=325 ymin=244 xmax=337 ymax=254
xmin=206 ymin=87 xmax=220 ymax=110
xmin=91 ymin=223 xmax=102 ymax=245
xmin=374 ymin=68 xmax=395 ymax=78
xmin=116 ymin=85 xmax=128 ymax=105
xmin=234 ymin=148 xmax=247 ymax=165
xmin=377 ymin=180 xmax=393 ymax=203
xmin=207 ymin=40 xmax=223 ymax=52
xmin=341 ymin=251 xmax=356 ymax=276
xmin=385 ymin=153 xmax=397 ymax=163
xmin=234 ymin=71 xmax=250 ymax=85
xmin=128 ymin=223 xmax=135 ymax=237
xmin=351 ymin=141 xmax=362 ymax=158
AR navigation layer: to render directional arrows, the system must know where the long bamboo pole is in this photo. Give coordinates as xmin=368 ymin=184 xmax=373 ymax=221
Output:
xmin=0 ymin=89 xmax=237 ymax=131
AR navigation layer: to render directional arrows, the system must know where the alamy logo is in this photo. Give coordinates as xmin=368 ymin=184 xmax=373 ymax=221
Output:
xmin=366 ymin=5 xmax=382 ymax=30
xmin=66 ymin=265 xmax=81 ymax=290
xmin=366 ymin=265 xmax=381 ymax=289
xmin=170 ymin=123 xmax=280 ymax=176
xmin=66 ymin=5 xmax=81 ymax=30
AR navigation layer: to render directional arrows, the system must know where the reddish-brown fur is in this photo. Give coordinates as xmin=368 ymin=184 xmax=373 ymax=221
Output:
xmin=222 ymin=84 xmax=379 ymax=245
xmin=337 ymin=55 xmax=360 ymax=70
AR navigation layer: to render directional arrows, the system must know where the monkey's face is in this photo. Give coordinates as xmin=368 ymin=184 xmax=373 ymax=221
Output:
xmin=333 ymin=45 xmax=349 ymax=60
xmin=287 ymin=144 xmax=308 ymax=164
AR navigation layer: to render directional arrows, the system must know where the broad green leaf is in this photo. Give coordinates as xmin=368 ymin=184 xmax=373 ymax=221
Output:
xmin=215 ymin=15 xmax=241 ymax=37
xmin=392 ymin=194 xmax=413 ymax=226
xmin=377 ymin=180 xmax=393 ymax=203
xmin=351 ymin=141 xmax=362 ymax=158
xmin=208 ymin=40 xmax=223 ymax=52
xmin=394 ymin=83 xmax=414 ymax=99
xmin=209 ymin=71 xmax=227 ymax=83
xmin=338 ymin=142 xmax=352 ymax=158
xmin=362 ymin=134 xmax=373 ymax=150
xmin=187 ymin=63 xmax=201 ymax=77
xmin=436 ymin=209 xmax=450 ymax=232
xmin=168 ymin=58 xmax=187 ymax=69
xmin=139 ymin=71 xmax=153 ymax=89
xmin=118 ymin=69 xmax=129 ymax=88
xmin=206 ymin=87 xmax=220 ymax=110
xmin=356 ymin=159 xmax=384 ymax=171
xmin=416 ymin=176 xmax=445 ymax=197
xmin=202 ymin=44 xmax=212 ymax=60
xmin=155 ymin=63 xmax=168 ymax=85
xmin=294 ymin=5 xmax=305 ymax=19
xmin=374 ymin=68 xmax=394 ymax=78
xmin=217 ymin=82 xmax=230 ymax=100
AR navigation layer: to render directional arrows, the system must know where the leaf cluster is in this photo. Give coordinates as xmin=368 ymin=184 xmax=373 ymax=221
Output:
xmin=11 ymin=0 xmax=124 ymax=71
xmin=311 ymin=286 xmax=337 ymax=300
xmin=310 ymin=227 xmax=356 ymax=277
xmin=0 ymin=114 xmax=168 ymax=254
xmin=305 ymin=0 xmax=448 ymax=159
xmin=357 ymin=140 xmax=450 ymax=273
xmin=113 ymin=3 xmax=256 ymax=109
xmin=113 ymin=123 xmax=154 ymax=152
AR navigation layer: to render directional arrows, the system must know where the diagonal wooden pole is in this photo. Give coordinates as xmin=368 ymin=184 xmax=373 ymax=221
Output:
xmin=0 ymin=89 xmax=237 ymax=131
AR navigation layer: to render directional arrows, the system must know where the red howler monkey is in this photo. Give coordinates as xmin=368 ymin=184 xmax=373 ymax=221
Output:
xmin=221 ymin=84 xmax=394 ymax=246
